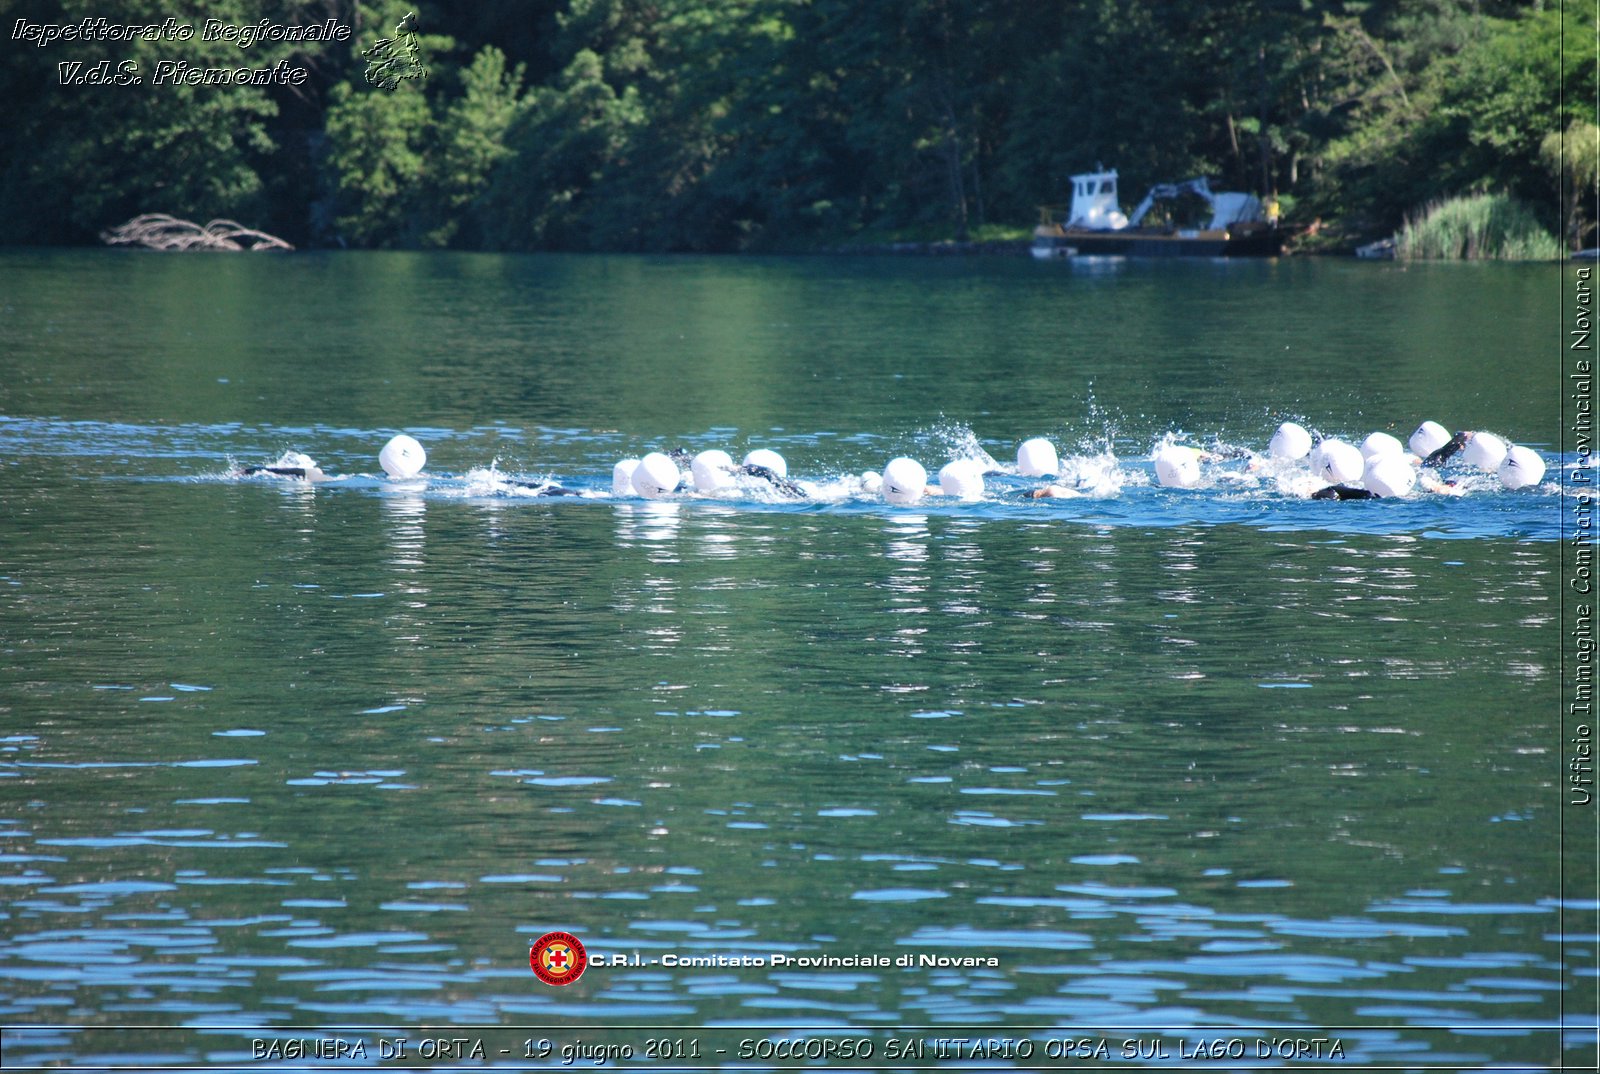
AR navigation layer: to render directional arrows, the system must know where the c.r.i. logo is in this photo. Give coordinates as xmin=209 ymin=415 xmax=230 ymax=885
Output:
xmin=529 ymin=931 xmax=587 ymax=986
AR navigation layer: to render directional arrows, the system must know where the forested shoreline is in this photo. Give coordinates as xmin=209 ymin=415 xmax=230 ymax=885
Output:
xmin=1 ymin=0 xmax=1594 ymax=253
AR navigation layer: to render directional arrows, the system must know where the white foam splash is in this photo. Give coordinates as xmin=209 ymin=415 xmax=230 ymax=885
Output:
xmin=1056 ymin=448 xmax=1126 ymax=497
xmin=930 ymin=421 xmax=1002 ymax=471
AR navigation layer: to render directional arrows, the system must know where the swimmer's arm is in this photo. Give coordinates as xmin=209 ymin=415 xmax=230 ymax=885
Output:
xmin=1311 ymin=484 xmax=1376 ymax=500
xmin=1417 ymin=469 xmax=1467 ymax=496
xmin=1422 ymin=431 xmax=1470 ymax=468
xmin=1028 ymin=483 xmax=1082 ymax=499
xmin=739 ymin=464 xmax=805 ymax=498
xmin=508 ymin=478 xmax=580 ymax=495
xmin=241 ymin=465 xmax=324 ymax=480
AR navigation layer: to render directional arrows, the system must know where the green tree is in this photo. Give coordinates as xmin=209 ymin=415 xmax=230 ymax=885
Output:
xmin=1318 ymin=0 xmax=1592 ymax=237
xmin=1427 ymin=0 xmax=1595 ymax=205
xmin=998 ymin=0 xmax=1206 ymax=215
xmin=1542 ymin=119 xmax=1600 ymax=250
xmin=483 ymin=46 xmax=646 ymax=248
xmin=427 ymin=45 xmax=525 ymax=246
xmin=0 ymin=0 xmax=1578 ymax=252
xmin=0 ymin=0 xmax=307 ymax=243
xmin=321 ymin=78 xmax=433 ymax=245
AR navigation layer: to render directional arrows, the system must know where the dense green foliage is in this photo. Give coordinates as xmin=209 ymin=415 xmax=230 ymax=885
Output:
xmin=0 ymin=0 xmax=1592 ymax=251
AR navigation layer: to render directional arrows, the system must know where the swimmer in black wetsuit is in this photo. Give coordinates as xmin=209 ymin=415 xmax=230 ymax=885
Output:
xmin=1415 ymin=430 xmax=1498 ymax=494
xmin=239 ymin=453 xmax=327 ymax=481
xmin=505 ymin=479 xmax=581 ymax=496
xmin=736 ymin=463 xmax=805 ymax=498
xmin=1422 ymin=431 xmax=1471 ymax=468
xmin=1311 ymin=484 xmax=1377 ymax=500
xmin=241 ymin=464 xmax=324 ymax=480
xmin=676 ymin=447 xmax=806 ymax=498
xmin=1313 ymin=466 xmax=1468 ymax=499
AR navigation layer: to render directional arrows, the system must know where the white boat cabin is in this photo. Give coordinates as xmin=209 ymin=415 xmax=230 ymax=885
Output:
xmin=1066 ymin=170 xmax=1129 ymax=231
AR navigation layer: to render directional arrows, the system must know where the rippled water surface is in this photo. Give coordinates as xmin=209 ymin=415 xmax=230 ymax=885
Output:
xmin=0 ymin=250 xmax=1590 ymax=1069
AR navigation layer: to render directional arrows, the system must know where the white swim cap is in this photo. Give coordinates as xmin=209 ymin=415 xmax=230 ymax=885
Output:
xmin=1363 ymin=455 xmax=1416 ymax=498
xmin=881 ymin=457 xmax=928 ymax=505
xmin=1461 ymin=431 xmax=1507 ymax=471
xmin=378 ymin=434 xmax=426 ymax=479
xmin=1409 ymin=421 xmax=1451 ymax=457
xmin=1312 ymin=439 xmax=1364 ymax=485
xmin=861 ymin=470 xmax=883 ymax=495
xmin=1016 ymin=438 xmax=1059 ymax=477
xmin=631 ymin=452 xmax=680 ymax=498
xmin=1360 ymin=431 xmax=1404 ymax=463
xmin=283 ymin=452 xmax=318 ymax=470
xmin=1269 ymin=422 xmax=1312 ymax=461
xmin=1498 ymin=445 xmax=1545 ymax=489
xmin=1153 ymin=445 xmax=1201 ymax=488
xmin=742 ymin=449 xmax=787 ymax=479
xmin=612 ymin=458 xmax=641 ymax=497
xmin=691 ymin=449 xmax=736 ymax=492
xmin=937 ymin=460 xmax=984 ymax=501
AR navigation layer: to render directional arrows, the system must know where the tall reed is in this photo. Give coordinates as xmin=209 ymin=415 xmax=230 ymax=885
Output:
xmin=1396 ymin=194 xmax=1561 ymax=261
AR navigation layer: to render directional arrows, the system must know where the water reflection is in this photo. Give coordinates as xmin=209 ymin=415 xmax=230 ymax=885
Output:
xmin=275 ymin=476 xmax=319 ymax=529
xmin=689 ymin=504 xmax=741 ymax=561
xmin=880 ymin=514 xmax=930 ymax=673
xmin=936 ymin=517 xmax=987 ymax=622
xmin=381 ymin=489 xmax=427 ymax=571
xmin=613 ymin=501 xmax=683 ymax=563
xmin=611 ymin=504 xmax=686 ymax=667
xmin=0 ymin=253 xmax=1573 ymax=1070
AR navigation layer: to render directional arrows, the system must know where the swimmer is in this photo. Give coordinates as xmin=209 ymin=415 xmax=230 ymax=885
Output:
xmin=1030 ymin=441 xmax=1224 ymax=496
xmin=1154 ymin=445 xmax=1204 ymax=488
xmin=881 ymin=457 xmax=934 ymax=505
xmin=1310 ymin=484 xmax=1376 ymax=500
xmin=738 ymin=462 xmax=805 ymax=498
xmin=240 ymin=463 xmax=326 ymax=480
xmin=1027 ymin=482 xmax=1085 ymax=500
xmin=1309 ymin=452 xmax=1421 ymax=500
xmin=938 ymin=461 xmax=985 ymax=501
xmin=1312 ymin=467 xmax=1465 ymax=502
xmin=503 ymin=478 xmax=581 ymax=496
xmin=628 ymin=447 xmax=805 ymax=499
xmin=690 ymin=448 xmax=804 ymax=498
xmin=737 ymin=448 xmax=805 ymax=498
xmin=1409 ymin=420 xmax=1452 ymax=457
xmin=1268 ymin=421 xmax=1314 ymax=461
xmin=379 ymin=434 xmax=427 ymax=479
xmin=1360 ymin=431 xmax=1407 ymax=464
xmin=1309 ymin=438 xmax=1365 ymax=485
xmin=1421 ymin=430 xmax=1508 ymax=472
xmin=463 ymin=461 xmax=580 ymax=497
xmin=1016 ymin=438 xmax=1060 ymax=478
xmin=1203 ymin=443 xmax=1256 ymax=462
xmin=238 ymin=452 xmax=327 ymax=481
xmin=630 ymin=452 xmax=682 ymax=498
xmin=1498 ymin=445 xmax=1546 ymax=489
xmin=1418 ymin=427 xmax=1506 ymax=469
xmin=1417 ymin=469 xmax=1468 ymax=496
xmin=1421 ymin=431 xmax=1470 ymax=468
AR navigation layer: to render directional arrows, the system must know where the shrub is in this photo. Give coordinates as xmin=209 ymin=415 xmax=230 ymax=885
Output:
xmin=1396 ymin=193 xmax=1562 ymax=261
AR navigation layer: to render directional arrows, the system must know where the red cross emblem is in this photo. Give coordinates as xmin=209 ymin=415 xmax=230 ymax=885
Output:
xmin=530 ymin=931 xmax=587 ymax=986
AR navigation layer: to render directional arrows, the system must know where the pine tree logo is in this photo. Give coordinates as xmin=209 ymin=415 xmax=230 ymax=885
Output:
xmin=362 ymin=11 xmax=428 ymax=90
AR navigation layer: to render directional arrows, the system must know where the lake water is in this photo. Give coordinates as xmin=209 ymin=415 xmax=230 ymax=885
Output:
xmin=0 ymin=249 xmax=1591 ymax=1070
